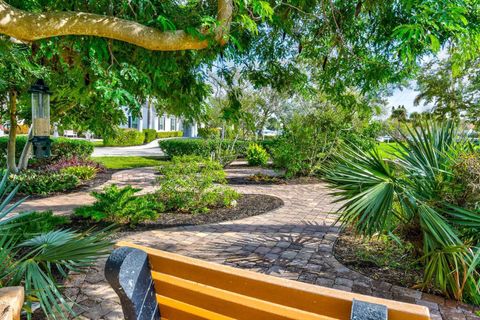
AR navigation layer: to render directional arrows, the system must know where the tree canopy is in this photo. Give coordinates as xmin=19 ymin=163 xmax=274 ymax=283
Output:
xmin=0 ymin=0 xmax=479 ymax=134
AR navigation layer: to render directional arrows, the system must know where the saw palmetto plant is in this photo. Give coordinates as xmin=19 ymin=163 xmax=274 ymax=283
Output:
xmin=325 ymin=120 xmax=480 ymax=304
xmin=0 ymin=172 xmax=112 ymax=319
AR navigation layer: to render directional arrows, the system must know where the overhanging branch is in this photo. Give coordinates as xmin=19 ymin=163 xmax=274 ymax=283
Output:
xmin=0 ymin=0 xmax=232 ymax=51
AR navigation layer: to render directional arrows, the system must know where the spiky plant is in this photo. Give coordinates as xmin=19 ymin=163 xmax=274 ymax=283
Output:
xmin=0 ymin=172 xmax=112 ymax=318
xmin=325 ymin=120 xmax=480 ymax=304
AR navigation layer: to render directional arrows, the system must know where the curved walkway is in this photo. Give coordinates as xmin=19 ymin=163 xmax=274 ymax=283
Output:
xmin=91 ymin=139 xmax=165 ymax=157
xmin=12 ymin=168 xmax=158 ymax=215
xmin=28 ymin=167 xmax=479 ymax=320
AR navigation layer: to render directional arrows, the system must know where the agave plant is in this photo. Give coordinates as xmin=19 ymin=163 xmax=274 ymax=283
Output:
xmin=0 ymin=171 xmax=112 ymax=318
xmin=325 ymin=120 xmax=480 ymax=304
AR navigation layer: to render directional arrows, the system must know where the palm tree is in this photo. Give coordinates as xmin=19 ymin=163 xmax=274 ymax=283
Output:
xmin=0 ymin=173 xmax=111 ymax=318
xmin=325 ymin=120 xmax=480 ymax=304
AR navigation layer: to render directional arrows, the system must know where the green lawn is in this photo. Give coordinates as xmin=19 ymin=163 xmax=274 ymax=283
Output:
xmin=91 ymin=140 xmax=104 ymax=147
xmin=93 ymin=156 xmax=167 ymax=169
xmin=376 ymin=142 xmax=401 ymax=159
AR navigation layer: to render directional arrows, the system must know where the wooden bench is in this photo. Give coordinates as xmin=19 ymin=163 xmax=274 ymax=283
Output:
xmin=105 ymin=242 xmax=431 ymax=320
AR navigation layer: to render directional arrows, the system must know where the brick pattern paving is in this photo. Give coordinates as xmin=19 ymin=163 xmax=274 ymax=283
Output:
xmin=12 ymin=168 xmax=158 ymax=215
xmin=43 ymin=167 xmax=480 ymax=319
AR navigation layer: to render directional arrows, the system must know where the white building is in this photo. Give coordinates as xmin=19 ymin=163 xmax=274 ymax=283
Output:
xmin=120 ymin=102 xmax=198 ymax=137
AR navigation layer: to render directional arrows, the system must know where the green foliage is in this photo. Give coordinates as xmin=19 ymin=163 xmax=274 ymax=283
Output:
xmin=143 ymin=129 xmax=157 ymax=144
xmin=159 ymin=138 xmax=249 ymax=158
xmin=0 ymin=172 xmax=111 ymax=319
xmin=15 ymin=170 xmax=79 ymax=195
xmin=156 ymin=131 xmax=183 ymax=139
xmin=157 ymin=155 xmax=239 ymax=213
xmin=93 ymin=156 xmax=166 ymax=170
xmin=50 ymin=138 xmax=95 ymax=159
xmin=198 ymin=127 xmax=221 ymax=139
xmin=60 ymin=165 xmax=97 ymax=181
xmin=103 ymin=128 xmax=145 ymax=146
xmin=0 ymin=136 xmax=94 ymax=167
xmin=272 ymin=110 xmax=343 ymax=177
xmin=6 ymin=211 xmax=69 ymax=242
xmin=74 ymin=185 xmax=162 ymax=225
xmin=325 ymin=120 xmax=480 ymax=304
xmin=210 ymin=139 xmax=239 ymax=167
xmin=246 ymin=143 xmax=268 ymax=166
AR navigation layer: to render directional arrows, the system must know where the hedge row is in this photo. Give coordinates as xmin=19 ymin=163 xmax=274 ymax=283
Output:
xmin=143 ymin=129 xmax=157 ymax=144
xmin=157 ymin=131 xmax=183 ymax=139
xmin=103 ymin=129 xmax=145 ymax=146
xmin=0 ymin=136 xmax=94 ymax=167
xmin=159 ymin=138 xmax=250 ymax=158
xmin=104 ymin=129 xmax=184 ymax=146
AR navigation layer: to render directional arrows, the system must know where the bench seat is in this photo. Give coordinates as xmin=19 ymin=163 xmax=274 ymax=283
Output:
xmin=105 ymin=242 xmax=431 ymax=320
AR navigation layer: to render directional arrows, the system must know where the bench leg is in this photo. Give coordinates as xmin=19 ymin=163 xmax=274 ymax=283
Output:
xmin=105 ymin=247 xmax=160 ymax=320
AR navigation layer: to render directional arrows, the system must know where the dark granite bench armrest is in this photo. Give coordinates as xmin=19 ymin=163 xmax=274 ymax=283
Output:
xmin=105 ymin=247 xmax=160 ymax=320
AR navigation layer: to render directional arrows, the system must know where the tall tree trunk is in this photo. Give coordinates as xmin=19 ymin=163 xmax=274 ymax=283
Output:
xmin=7 ymin=90 xmax=18 ymax=173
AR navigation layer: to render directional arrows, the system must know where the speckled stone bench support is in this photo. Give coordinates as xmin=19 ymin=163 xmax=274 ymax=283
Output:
xmin=351 ymin=299 xmax=388 ymax=320
xmin=105 ymin=247 xmax=160 ymax=320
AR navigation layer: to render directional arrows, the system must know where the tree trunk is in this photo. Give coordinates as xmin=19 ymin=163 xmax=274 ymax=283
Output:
xmin=7 ymin=90 xmax=18 ymax=173
xmin=0 ymin=0 xmax=232 ymax=51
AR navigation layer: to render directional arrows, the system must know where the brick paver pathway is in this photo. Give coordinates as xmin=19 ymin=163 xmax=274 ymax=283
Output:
xmin=12 ymin=168 xmax=158 ymax=215
xmin=41 ymin=166 xmax=480 ymax=319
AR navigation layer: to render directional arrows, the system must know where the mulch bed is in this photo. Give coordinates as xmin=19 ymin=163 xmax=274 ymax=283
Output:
xmin=68 ymin=193 xmax=284 ymax=236
xmin=333 ymin=228 xmax=425 ymax=290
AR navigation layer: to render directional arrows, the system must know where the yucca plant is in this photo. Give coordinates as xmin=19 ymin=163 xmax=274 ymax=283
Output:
xmin=0 ymin=171 xmax=112 ymax=318
xmin=325 ymin=120 xmax=480 ymax=304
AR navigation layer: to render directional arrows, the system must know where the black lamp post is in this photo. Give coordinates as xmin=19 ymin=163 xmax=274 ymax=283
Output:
xmin=28 ymin=79 xmax=51 ymax=158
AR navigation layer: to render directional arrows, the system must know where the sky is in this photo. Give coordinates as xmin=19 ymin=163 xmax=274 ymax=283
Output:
xmin=386 ymin=85 xmax=431 ymax=116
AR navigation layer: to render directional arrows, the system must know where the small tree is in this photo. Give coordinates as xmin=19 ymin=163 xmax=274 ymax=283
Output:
xmin=0 ymin=43 xmax=44 ymax=173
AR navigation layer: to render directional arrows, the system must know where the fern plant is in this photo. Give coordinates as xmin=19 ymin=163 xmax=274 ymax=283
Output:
xmin=75 ymin=184 xmax=163 ymax=225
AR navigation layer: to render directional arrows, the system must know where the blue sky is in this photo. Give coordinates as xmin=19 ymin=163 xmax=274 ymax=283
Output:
xmin=386 ymin=85 xmax=431 ymax=115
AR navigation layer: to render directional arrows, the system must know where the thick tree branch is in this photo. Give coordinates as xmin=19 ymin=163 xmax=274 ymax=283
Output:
xmin=0 ymin=0 xmax=232 ymax=51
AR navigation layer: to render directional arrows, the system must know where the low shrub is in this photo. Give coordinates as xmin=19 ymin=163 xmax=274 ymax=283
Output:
xmin=0 ymin=137 xmax=94 ymax=167
xmin=8 ymin=211 xmax=70 ymax=242
xmin=51 ymin=138 xmax=94 ymax=159
xmin=198 ymin=127 xmax=221 ymax=139
xmin=157 ymin=131 xmax=183 ymax=139
xmin=74 ymin=184 xmax=163 ymax=225
xmin=143 ymin=129 xmax=157 ymax=144
xmin=103 ymin=129 xmax=145 ymax=146
xmin=258 ymin=139 xmax=279 ymax=154
xmin=15 ymin=170 xmax=79 ymax=195
xmin=157 ymin=155 xmax=240 ymax=213
xmin=272 ymin=111 xmax=342 ymax=177
xmin=60 ymin=165 xmax=98 ymax=181
xmin=33 ymin=156 xmax=105 ymax=173
xmin=159 ymin=139 xmax=248 ymax=158
xmin=211 ymin=140 xmax=239 ymax=167
xmin=246 ymin=143 xmax=269 ymax=166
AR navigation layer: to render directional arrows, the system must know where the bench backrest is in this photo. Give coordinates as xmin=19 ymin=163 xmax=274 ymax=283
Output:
xmin=64 ymin=130 xmax=75 ymax=135
xmin=106 ymin=242 xmax=431 ymax=320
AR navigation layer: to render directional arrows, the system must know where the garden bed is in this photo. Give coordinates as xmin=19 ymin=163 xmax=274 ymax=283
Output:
xmin=16 ymin=169 xmax=114 ymax=200
xmin=69 ymin=193 xmax=284 ymax=234
xmin=333 ymin=228 xmax=427 ymax=292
